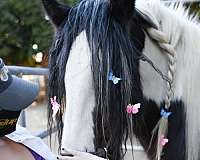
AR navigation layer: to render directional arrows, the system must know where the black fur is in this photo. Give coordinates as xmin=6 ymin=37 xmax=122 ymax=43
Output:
xmin=133 ymin=99 xmax=160 ymax=160
xmin=110 ymin=0 xmax=135 ymax=24
xmin=42 ymin=0 xmax=71 ymax=27
xmin=163 ymin=100 xmax=186 ymax=160
xmin=133 ymin=99 xmax=186 ymax=160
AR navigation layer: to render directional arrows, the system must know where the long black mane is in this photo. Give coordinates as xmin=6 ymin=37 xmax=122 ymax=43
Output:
xmin=48 ymin=0 xmax=147 ymax=159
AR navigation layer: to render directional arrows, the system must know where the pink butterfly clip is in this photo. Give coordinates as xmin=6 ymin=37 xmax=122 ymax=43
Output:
xmin=126 ymin=103 xmax=141 ymax=114
xmin=160 ymin=135 xmax=169 ymax=146
xmin=50 ymin=96 xmax=60 ymax=118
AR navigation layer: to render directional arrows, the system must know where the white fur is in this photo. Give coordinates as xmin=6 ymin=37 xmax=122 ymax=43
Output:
xmin=136 ymin=1 xmax=200 ymax=159
xmin=140 ymin=35 xmax=168 ymax=104
xmin=62 ymin=31 xmax=95 ymax=152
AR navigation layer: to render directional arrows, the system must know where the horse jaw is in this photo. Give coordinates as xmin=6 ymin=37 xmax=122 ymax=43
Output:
xmin=62 ymin=31 xmax=95 ymax=152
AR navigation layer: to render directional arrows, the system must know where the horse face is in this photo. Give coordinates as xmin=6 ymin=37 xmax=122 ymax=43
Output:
xmin=43 ymin=0 xmax=144 ymax=159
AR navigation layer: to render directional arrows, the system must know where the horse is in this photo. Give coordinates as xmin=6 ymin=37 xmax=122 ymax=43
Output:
xmin=42 ymin=0 xmax=200 ymax=160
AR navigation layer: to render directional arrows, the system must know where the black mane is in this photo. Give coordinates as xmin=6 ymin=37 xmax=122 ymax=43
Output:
xmin=47 ymin=0 xmax=155 ymax=159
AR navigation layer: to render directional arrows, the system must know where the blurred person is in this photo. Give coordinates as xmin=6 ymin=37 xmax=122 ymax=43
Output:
xmin=0 ymin=58 xmax=55 ymax=160
xmin=0 ymin=58 xmax=105 ymax=160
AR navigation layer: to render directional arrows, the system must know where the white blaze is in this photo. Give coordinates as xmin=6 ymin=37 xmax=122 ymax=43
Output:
xmin=62 ymin=31 xmax=95 ymax=152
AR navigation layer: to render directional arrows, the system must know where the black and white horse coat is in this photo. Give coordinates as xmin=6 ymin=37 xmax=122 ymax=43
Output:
xmin=42 ymin=0 xmax=200 ymax=160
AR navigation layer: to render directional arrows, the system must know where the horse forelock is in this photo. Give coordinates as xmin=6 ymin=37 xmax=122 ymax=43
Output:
xmin=48 ymin=0 xmax=145 ymax=159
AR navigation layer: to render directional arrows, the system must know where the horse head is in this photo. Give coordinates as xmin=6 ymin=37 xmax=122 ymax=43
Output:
xmin=42 ymin=0 xmax=149 ymax=159
xmin=42 ymin=0 xmax=196 ymax=160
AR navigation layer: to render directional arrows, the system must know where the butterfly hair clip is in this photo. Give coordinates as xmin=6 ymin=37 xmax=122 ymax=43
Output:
xmin=160 ymin=108 xmax=172 ymax=119
xmin=50 ymin=96 xmax=60 ymax=118
xmin=126 ymin=103 xmax=141 ymax=114
xmin=160 ymin=135 xmax=169 ymax=146
xmin=108 ymin=71 xmax=122 ymax=85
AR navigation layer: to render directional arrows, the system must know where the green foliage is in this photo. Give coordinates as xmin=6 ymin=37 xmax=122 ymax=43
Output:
xmin=0 ymin=0 xmax=76 ymax=66
xmin=0 ymin=0 xmax=199 ymax=66
xmin=186 ymin=2 xmax=200 ymax=18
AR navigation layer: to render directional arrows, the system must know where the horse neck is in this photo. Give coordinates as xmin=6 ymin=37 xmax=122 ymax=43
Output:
xmin=140 ymin=2 xmax=200 ymax=160
xmin=139 ymin=0 xmax=200 ymax=100
xmin=152 ymin=2 xmax=200 ymax=98
xmin=161 ymin=6 xmax=200 ymax=160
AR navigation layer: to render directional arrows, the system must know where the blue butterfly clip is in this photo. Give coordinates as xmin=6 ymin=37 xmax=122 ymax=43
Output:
xmin=109 ymin=71 xmax=122 ymax=85
xmin=160 ymin=108 xmax=172 ymax=119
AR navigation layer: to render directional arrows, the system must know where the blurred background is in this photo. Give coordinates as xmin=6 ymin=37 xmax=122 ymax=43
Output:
xmin=0 ymin=0 xmax=78 ymax=153
xmin=0 ymin=0 xmax=200 ymax=159
xmin=0 ymin=0 xmax=77 ymax=66
xmin=0 ymin=0 xmax=200 ymax=66
xmin=0 ymin=0 xmax=78 ymax=120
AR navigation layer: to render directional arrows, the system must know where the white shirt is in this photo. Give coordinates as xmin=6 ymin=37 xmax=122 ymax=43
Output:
xmin=5 ymin=125 xmax=57 ymax=160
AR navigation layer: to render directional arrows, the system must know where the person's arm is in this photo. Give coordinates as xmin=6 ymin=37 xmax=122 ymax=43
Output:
xmin=57 ymin=149 xmax=106 ymax=160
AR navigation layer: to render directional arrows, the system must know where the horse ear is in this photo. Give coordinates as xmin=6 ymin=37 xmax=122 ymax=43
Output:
xmin=42 ymin=0 xmax=71 ymax=27
xmin=109 ymin=0 xmax=135 ymax=24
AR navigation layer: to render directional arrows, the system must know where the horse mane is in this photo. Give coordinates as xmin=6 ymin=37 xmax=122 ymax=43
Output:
xmin=168 ymin=3 xmax=199 ymax=23
xmin=48 ymin=0 xmax=144 ymax=158
xmin=137 ymin=0 xmax=199 ymax=27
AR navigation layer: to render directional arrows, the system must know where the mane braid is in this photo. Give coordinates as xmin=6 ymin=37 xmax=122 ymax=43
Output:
xmin=147 ymin=26 xmax=176 ymax=160
xmin=48 ymin=0 xmax=143 ymax=159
